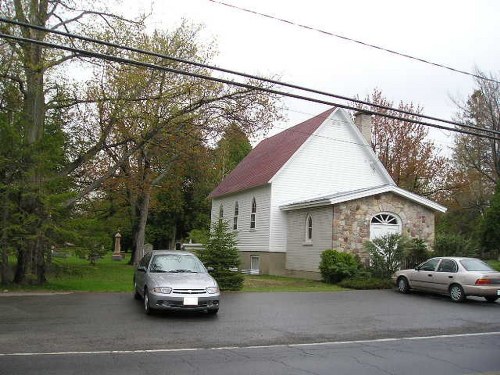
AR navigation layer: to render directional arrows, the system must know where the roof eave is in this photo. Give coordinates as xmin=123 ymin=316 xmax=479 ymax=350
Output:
xmin=280 ymin=185 xmax=447 ymax=213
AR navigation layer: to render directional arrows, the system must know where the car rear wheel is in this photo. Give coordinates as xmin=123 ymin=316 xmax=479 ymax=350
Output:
xmin=134 ymin=281 xmax=141 ymax=300
xmin=144 ymin=288 xmax=153 ymax=315
xmin=207 ymin=308 xmax=219 ymax=315
xmin=485 ymin=296 xmax=498 ymax=303
xmin=397 ymin=277 xmax=410 ymax=294
xmin=449 ymin=284 xmax=466 ymax=303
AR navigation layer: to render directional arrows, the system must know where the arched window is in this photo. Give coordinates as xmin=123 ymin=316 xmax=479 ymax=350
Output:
xmin=250 ymin=198 xmax=257 ymax=229
xmin=218 ymin=204 xmax=224 ymax=224
xmin=370 ymin=213 xmax=401 ymax=240
xmin=233 ymin=201 xmax=239 ymax=230
xmin=305 ymin=214 xmax=313 ymax=242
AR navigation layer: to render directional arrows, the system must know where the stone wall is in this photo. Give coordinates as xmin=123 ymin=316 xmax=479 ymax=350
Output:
xmin=332 ymin=192 xmax=435 ymax=264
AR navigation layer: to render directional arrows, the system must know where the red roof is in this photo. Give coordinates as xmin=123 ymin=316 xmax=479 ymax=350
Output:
xmin=210 ymin=108 xmax=336 ymax=198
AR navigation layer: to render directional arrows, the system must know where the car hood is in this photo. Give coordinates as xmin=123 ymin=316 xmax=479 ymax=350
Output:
xmin=148 ymin=272 xmax=218 ymax=289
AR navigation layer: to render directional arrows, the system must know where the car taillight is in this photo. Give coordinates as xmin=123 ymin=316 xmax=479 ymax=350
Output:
xmin=475 ymin=278 xmax=492 ymax=285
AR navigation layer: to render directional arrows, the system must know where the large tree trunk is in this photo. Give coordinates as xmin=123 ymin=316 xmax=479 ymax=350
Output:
xmin=1 ymin=192 xmax=10 ymax=285
xmin=133 ymin=187 xmax=152 ymax=265
xmin=15 ymin=63 xmax=48 ymax=285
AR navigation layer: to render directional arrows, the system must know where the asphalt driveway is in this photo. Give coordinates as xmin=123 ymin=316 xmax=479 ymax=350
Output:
xmin=0 ymin=289 xmax=499 ymax=355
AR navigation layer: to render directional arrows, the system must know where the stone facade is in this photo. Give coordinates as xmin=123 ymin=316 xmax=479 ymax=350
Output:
xmin=332 ymin=192 xmax=435 ymax=264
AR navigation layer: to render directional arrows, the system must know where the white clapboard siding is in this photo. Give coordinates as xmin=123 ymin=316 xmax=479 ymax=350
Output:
xmin=210 ymin=184 xmax=271 ymax=252
xmin=268 ymin=109 xmax=390 ymax=253
xmin=285 ymin=206 xmax=333 ymax=272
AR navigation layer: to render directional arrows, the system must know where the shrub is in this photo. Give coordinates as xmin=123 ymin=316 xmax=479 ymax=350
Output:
xmin=434 ymin=233 xmax=478 ymax=257
xmin=339 ymin=277 xmax=393 ymax=290
xmin=319 ymin=249 xmax=360 ymax=284
xmin=199 ymin=219 xmax=243 ymax=291
xmin=402 ymin=237 xmax=430 ymax=269
xmin=364 ymin=234 xmax=405 ymax=279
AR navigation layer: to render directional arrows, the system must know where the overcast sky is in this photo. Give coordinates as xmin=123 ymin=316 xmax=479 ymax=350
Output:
xmin=123 ymin=0 xmax=500 ymax=151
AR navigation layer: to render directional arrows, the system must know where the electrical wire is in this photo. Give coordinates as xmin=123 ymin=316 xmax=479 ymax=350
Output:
xmin=0 ymin=30 xmax=499 ymax=141
xmin=1 ymin=17 xmax=499 ymax=138
xmin=207 ymin=0 xmax=500 ymax=85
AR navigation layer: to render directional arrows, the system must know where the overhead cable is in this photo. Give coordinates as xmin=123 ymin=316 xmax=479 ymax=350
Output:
xmin=0 ymin=31 xmax=499 ymax=141
xmin=1 ymin=17 xmax=498 ymax=138
xmin=207 ymin=0 xmax=500 ymax=86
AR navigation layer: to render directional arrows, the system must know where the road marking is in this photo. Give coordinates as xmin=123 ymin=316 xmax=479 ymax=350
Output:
xmin=1 ymin=331 xmax=499 ymax=357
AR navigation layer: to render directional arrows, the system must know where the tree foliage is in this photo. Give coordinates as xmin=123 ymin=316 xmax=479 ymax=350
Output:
xmin=444 ymin=71 xmax=500 ymax=236
xmin=479 ymin=180 xmax=500 ymax=257
xmin=0 ymin=1 xmax=282 ymax=283
xmin=214 ymin=123 xmax=252 ymax=182
xmin=434 ymin=233 xmax=477 ymax=258
xmin=199 ymin=219 xmax=243 ymax=291
xmin=357 ymin=89 xmax=451 ymax=200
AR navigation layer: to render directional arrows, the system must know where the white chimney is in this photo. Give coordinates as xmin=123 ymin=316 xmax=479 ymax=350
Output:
xmin=353 ymin=112 xmax=372 ymax=145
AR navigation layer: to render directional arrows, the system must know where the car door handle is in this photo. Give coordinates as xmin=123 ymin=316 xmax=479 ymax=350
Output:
xmin=428 ymin=274 xmax=433 ymax=277
xmin=448 ymin=276 xmax=453 ymax=279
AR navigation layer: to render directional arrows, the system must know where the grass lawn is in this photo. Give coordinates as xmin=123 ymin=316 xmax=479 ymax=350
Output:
xmin=1 ymin=254 xmax=345 ymax=293
xmin=3 ymin=255 xmax=497 ymax=294
xmin=3 ymin=254 xmax=136 ymax=293
xmin=487 ymin=260 xmax=500 ymax=271
xmin=242 ymin=275 xmax=345 ymax=292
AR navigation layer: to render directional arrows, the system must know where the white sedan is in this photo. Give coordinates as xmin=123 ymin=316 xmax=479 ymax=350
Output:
xmin=392 ymin=257 xmax=500 ymax=303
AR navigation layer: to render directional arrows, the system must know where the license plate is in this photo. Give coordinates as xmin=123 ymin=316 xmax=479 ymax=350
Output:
xmin=497 ymin=290 xmax=500 ymax=296
xmin=183 ymin=297 xmax=198 ymax=306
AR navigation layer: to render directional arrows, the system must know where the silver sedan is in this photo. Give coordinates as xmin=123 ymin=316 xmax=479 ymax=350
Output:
xmin=392 ymin=257 xmax=500 ymax=303
xmin=134 ymin=250 xmax=220 ymax=314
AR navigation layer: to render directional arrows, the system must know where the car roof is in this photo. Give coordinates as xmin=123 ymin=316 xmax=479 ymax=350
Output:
xmin=429 ymin=256 xmax=480 ymax=261
xmin=149 ymin=250 xmax=195 ymax=256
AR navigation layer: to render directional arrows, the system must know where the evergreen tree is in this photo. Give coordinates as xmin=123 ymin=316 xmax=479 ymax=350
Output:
xmin=480 ymin=181 xmax=500 ymax=258
xmin=215 ymin=123 xmax=252 ymax=181
xmin=199 ymin=219 xmax=243 ymax=291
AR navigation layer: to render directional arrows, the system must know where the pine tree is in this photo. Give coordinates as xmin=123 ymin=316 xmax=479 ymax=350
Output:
xmin=480 ymin=181 xmax=500 ymax=258
xmin=200 ymin=219 xmax=243 ymax=291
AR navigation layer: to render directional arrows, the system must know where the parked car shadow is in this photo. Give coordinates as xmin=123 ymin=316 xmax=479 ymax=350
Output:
xmin=133 ymin=295 xmax=220 ymax=319
xmin=393 ymin=288 xmax=499 ymax=306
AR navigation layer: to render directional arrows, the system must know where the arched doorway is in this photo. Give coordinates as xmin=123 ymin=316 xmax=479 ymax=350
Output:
xmin=370 ymin=213 xmax=402 ymax=240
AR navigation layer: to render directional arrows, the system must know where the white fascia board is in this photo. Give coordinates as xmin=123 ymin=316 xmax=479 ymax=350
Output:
xmin=280 ymin=184 xmax=447 ymax=213
xmin=388 ymin=186 xmax=447 ymax=213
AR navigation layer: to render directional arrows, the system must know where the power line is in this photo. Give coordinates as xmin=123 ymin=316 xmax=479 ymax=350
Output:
xmin=207 ymin=0 xmax=500 ymax=86
xmin=0 ymin=31 xmax=499 ymax=142
xmin=1 ymin=17 xmax=498 ymax=138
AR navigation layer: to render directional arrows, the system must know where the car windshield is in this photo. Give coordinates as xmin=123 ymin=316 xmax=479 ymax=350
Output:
xmin=149 ymin=254 xmax=206 ymax=273
xmin=460 ymin=259 xmax=494 ymax=272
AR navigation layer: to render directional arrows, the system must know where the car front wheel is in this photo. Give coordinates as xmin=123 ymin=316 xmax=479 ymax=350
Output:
xmin=144 ymin=288 xmax=153 ymax=315
xmin=449 ymin=284 xmax=466 ymax=303
xmin=397 ymin=277 xmax=410 ymax=294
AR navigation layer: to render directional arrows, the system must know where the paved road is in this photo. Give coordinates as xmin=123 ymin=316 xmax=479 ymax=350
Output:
xmin=0 ymin=290 xmax=499 ymax=374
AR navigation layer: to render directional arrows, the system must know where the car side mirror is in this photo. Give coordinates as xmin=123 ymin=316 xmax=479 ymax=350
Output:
xmin=207 ymin=266 xmax=214 ymax=273
xmin=137 ymin=266 xmax=147 ymax=273
xmin=415 ymin=266 xmax=421 ymax=271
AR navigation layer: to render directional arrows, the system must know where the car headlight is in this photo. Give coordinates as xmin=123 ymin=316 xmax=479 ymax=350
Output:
xmin=206 ymin=286 xmax=219 ymax=294
xmin=152 ymin=287 xmax=172 ymax=294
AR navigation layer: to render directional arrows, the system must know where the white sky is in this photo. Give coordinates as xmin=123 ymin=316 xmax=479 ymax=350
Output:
xmin=121 ymin=0 xmax=500 ymax=151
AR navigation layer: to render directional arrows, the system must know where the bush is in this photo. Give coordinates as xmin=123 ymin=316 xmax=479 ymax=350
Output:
xmin=402 ymin=237 xmax=430 ymax=269
xmin=434 ymin=233 xmax=478 ymax=257
xmin=319 ymin=249 xmax=361 ymax=284
xmin=364 ymin=234 xmax=405 ymax=279
xmin=199 ymin=219 xmax=243 ymax=291
xmin=339 ymin=277 xmax=393 ymax=290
